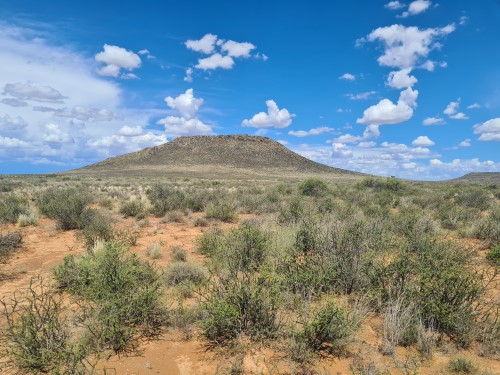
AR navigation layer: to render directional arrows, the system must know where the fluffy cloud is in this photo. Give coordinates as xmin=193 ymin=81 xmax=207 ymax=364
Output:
xmin=458 ymin=139 xmax=471 ymax=147
xmin=399 ymin=0 xmax=432 ymax=18
xmin=386 ymin=68 xmax=417 ymax=89
xmin=220 ymin=40 xmax=256 ymax=58
xmin=157 ymin=89 xmax=213 ymax=136
xmin=185 ymin=34 xmax=218 ymax=54
xmin=412 ymin=135 xmax=435 ymax=147
xmin=423 ymin=117 xmax=445 ymax=126
xmin=95 ymin=44 xmax=142 ymax=78
xmin=242 ymin=100 xmax=295 ymax=128
xmin=385 ymin=1 xmax=405 ymax=10
xmin=288 ymin=127 xmax=335 ymax=137
xmin=339 ymin=73 xmax=356 ymax=81
xmin=53 ymin=106 xmax=118 ymax=122
xmin=3 ymin=82 xmax=66 ymax=103
xmin=331 ymin=142 xmax=353 ymax=158
xmin=363 ymin=24 xmax=455 ymax=69
xmin=0 ymin=114 xmax=28 ymax=132
xmin=443 ymin=99 xmax=468 ymax=119
xmin=43 ymin=123 xmax=73 ymax=144
xmin=195 ymin=53 xmax=234 ymax=70
xmin=357 ymin=87 xmax=418 ymax=126
xmin=185 ymin=34 xmax=263 ymax=75
xmin=119 ymin=125 xmax=143 ymax=136
xmin=473 ymin=118 xmax=500 ymax=141
xmin=164 ymin=89 xmax=203 ymax=120
xmin=1 ymin=98 xmax=28 ymax=107
xmin=0 ymin=136 xmax=31 ymax=149
xmin=87 ymin=132 xmax=167 ymax=154
xmin=467 ymin=103 xmax=480 ymax=109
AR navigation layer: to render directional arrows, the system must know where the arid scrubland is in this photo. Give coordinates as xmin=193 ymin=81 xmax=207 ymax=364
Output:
xmin=0 ymin=174 xmax=498 ymax=374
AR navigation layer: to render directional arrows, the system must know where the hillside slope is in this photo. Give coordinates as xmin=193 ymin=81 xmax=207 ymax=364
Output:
xmin=70 ymin=135 xmax=359 ymax=179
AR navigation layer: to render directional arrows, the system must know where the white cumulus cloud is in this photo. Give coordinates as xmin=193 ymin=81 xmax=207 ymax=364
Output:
xmin=185 ymin=34 xmax=218 ymax=54
xmin=412 ymin=135 xmax=435 ymax=147
xmin=473 ymin=118 xmax=500 ymax=141
xmin=363 ymin=24 xmax=455 ymax=69
xmin=386 ymin=68 xmax=418 ymax=89
xmin=385 ymin=1 xmax=405 ymax=10
xmin=340 ymin=73 xmax=356 ymax=81
xmin=220 ymin=40 xmax=256 ymax=58
xmin=242 ymin=100 xmax=295 ymax=128
xmin=357 ymin=87 xmax=418 ymax=126
xmin=195 ymin=53 xmax=234 ymax=70
xmin=95 ymin=44 xmax=142 ymax=78
xmin=399 ymin=0 xmax=432 ymax=18
xmin=423 ymin=117 xmax=445 ymax=126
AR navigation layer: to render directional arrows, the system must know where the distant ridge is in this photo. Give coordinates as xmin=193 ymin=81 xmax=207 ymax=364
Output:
xmin=70 ymin=135 xmax=360 ymax=179
xmin=454 ymin=172 xmax=500 ymax=183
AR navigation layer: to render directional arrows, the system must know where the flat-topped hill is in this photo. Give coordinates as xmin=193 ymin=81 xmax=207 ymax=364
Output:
xmin=70 ymin=135 xmax=360 ymax=179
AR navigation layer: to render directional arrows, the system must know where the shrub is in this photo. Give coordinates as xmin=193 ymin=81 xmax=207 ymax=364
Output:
xmin=455 ymin=188 xmax=492 ymax=211
xmin=201 ymin=273 xmax=280 ymax=345
xmin=196 ymin=227 xmax=224 ymax=257
xmin=170 ymin=245 xmax=187 ymax=262
xmin=0 ymin=195 xmax=28 ymax=224
xmin=79 ymin=209 xmax=114 ymax=250
xmin=381 ymin=295 xmax=416 ymax=355
xmin=0 ymin=232 xmax=22 ymax=262
xmin=37 ymin=188 xmax=91 ymax=230
xmin=297 ymin=301 xmax=360 ymax=354
xmin=164 ymin=262 xmax=208 ymax=287
xmin=205 ymin=200 xmax=237 ymax=222
xmin=53 ymin=242 xmax=166 ymax=352
xmin=17 ymin=212 xmax=39 ymax=227
xmin=147 ymin=184 xmax=185 ymax=217
xmin=358 ymin=176 xmax=405 ymax=191
xmin=0 ymin=277 xmax=89 ymax=374
xmin=298 ymin=178 xmax=330 ymax=197
xmin=473 ymin=208 xmax=500 ymax=243
xmin=146 ymin=242 xmax=163 ymax=259
xmin=193 ymin=217 xmax=208 ymax=227
xmin=165 ymin=210 xmax=185 ymax=223
xmin=486 ymin=245 xmax=500 ymax=266
xmin=447 ymin=357 xmax=476 ymax=374
xmin=119 ymin=199 xmax=145 ymax=218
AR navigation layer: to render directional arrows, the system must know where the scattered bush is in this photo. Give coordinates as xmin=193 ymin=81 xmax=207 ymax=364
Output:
xmin=296 ymin=300 xmax=360 ymax=354
xmin=53 ymin=242 xmax=166 ymax=352
xmin=486 ymin=245 xmax=500 ymax=266
xmin=358 ymin=176 xmax=406 ymax=191
xmin=205 ymin=200 xmax=238 ymax=222
xmin=0 ymin=195 xmax=28 ymax=224
xmin=119 ymin=199 xmax=145 ymax=218
xmin=79 ymin=209 xmax=114 ymax=250
xmin=37 ymin=188 xmax=91 ymax=230
xmin=455 ymin=188 xmax=492 ymax=211
xmin=170 ymin=245 xmax=187 ymax=262
xmin=447 ymin=357 xmax=476 ymax=374
xmin=193 ymin=217 xmax=208 ymax=227
xmin=0 ymin=232 xmax=22 ymax=262
xmin=164 ymin=262 xmax=207 ymax=287
xmin=298 ymin=178 xmax=330 ymax=197
xmin=0 ymin=277 xmax=90 ymax=374
xmin=165 ymin=210 xmax=185 ymax=223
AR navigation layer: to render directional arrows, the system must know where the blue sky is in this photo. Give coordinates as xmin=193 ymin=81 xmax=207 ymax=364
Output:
xmin=0 ymin=0 xmax=499 ymax=179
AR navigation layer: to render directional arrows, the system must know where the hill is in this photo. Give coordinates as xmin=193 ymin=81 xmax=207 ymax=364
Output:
xmin=70 ymin=135 xmax=360 ymax=180
xmin=454 ymin=172 xmax=500 ymax=183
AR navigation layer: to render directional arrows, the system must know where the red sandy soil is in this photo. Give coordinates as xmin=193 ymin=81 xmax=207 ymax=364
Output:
xmin=1 ymin=215 xmax=499 ymax=374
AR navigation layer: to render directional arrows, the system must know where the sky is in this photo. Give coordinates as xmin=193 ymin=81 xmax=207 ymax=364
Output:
xmin=0 ymin=0 xmax=499 ymax=180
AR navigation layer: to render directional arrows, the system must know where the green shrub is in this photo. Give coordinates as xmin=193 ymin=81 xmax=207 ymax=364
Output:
xmin=358 ymin=176 xmax=405 ymax=191
xmin=0 ymin=278 xmax=89 ymax=373
xmin=201 ymin=274 xmax=280 ymax=345
xmin=53 ymin=242 xmax=166 ymax=352
xmin=0 ymin=232 xmax=22 ymax=262
xmin=205 ymin=200 xmax=237 ymax=222
xmin=193 ymin=217 xmax=208 ymax=227
xmin=447 ymin=357 xmax=476 ymax=374
xmin=486 ymin=245 xmax=500 ymax=266
xmin=147 ymin=184 xmax=185 ymax=217
xmin=170 ymin=245 xmax=187 ymax=262
xmin=165 ymin=210 xmax=185 ymax=223
xmin=455 ymin=188 xmax=492 ymax=211
xmin=297 ymin=301 xmax=360 ymax=354
xmin=79 ymin=209 xmax=114 ymax=250
xmin=37 ymin=188 xmax=91 ymax=230
xmin=473 ymin=208 xmax=500 ymax=243
xmin=196 ymin=227 xmax=224 ymax=257
xmin=298 ymin=178 xmax=330 ymax=197
xmin=119 ymin=199 xmax=145 ymax=218
xmin=164 ymin=262 xmax=207 ymax=287
xmin=0 ymin=195 xmax=28 ymax=224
